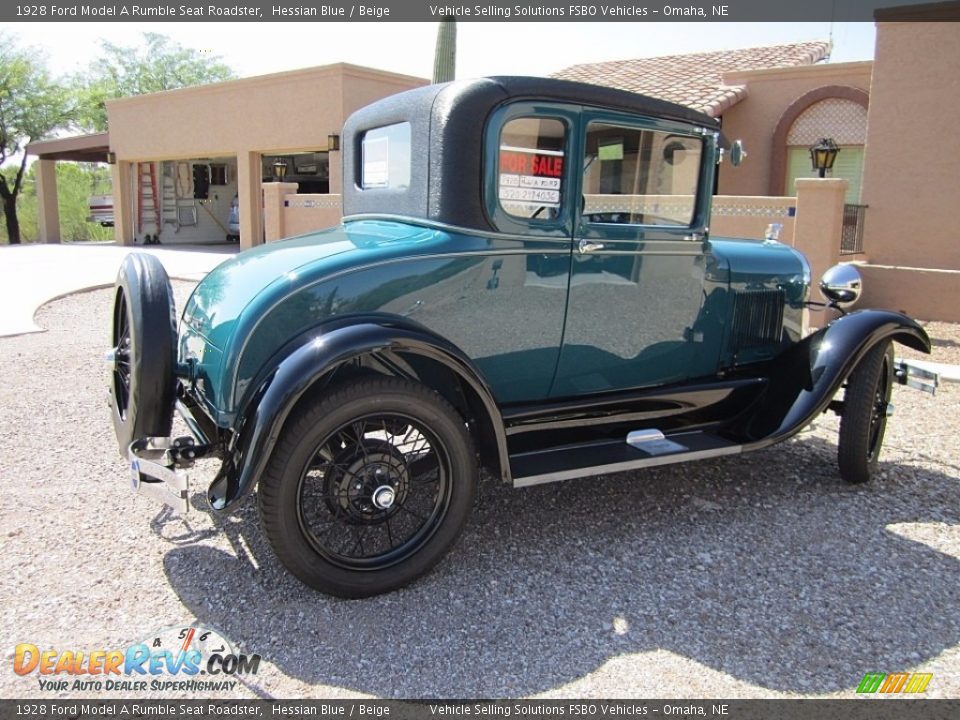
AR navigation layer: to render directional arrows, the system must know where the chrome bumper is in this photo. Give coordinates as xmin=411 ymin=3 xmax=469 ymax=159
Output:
xmin=895 ymin=358 xmax=940 ymax=395
xmin=128 ymin=437 xmax=192 ymax=514
xmin=127 ymin=400 xmax=214 ymax=514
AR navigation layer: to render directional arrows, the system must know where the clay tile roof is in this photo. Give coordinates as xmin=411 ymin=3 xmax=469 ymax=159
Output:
xmin=552 ymin=41 xmax=832 ymax=117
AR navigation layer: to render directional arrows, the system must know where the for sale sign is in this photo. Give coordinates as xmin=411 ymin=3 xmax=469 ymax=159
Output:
xmin=498 ymin=145 xmax=564 ymax=214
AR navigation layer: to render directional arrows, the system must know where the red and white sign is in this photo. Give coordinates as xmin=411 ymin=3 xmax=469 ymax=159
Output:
xmin=498 ymin=145 xmax=564 ymax=209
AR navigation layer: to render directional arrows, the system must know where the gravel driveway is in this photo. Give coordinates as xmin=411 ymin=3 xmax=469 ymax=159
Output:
xmin=1 ymin=282 xmax=958 ymax=699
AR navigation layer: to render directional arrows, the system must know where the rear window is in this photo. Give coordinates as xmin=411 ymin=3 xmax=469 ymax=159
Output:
xmin=361 ymin=122 xmax=411 ymax=190
xmin=498 ymin=117 xmax=567 ymax=220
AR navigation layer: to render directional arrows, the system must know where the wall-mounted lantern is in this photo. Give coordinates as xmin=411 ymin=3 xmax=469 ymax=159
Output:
xmin=809 ymin=137 xmax=840 ymax=178
xmin=272 ymin=158 xmax=288 ymax=181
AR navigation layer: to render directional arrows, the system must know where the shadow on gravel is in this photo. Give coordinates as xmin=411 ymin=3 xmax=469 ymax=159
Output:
xmin=160 ymin=436 xmax=960 ymax=697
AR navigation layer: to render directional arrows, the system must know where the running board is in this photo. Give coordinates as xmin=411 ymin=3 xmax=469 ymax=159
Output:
xmin=511 ymin=430 xmax=742 ymax=487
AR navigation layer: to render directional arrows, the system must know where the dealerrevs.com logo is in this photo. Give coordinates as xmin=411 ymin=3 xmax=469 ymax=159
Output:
xmin=13 ymin=625 xmax=261 ymax=693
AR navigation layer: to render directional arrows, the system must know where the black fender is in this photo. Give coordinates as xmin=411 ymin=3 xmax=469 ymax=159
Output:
xmin=729 ymin=309 xmax=930 ymax=448
xmin=207 ymin=320 xmax=509 ymax=511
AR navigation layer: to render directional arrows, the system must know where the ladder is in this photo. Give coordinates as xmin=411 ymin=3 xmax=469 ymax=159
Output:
xmin=160 ymin=163 xmax=179 ymax=231
xmin=137 ymin=162 xmax=160 ymax=237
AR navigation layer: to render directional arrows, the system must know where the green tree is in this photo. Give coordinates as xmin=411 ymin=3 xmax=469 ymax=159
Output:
xmin=56 ymin=163 xmax=112 ymax=241
xmin=432 ymin=18 xmax=456 ymax=84
xmin=78 ymin=32 xmax=235 ymax=131
xmin=0 ymin=34 xmax=74 ymax=244
xmin=9 ymin=162 xmax=110 ymax=243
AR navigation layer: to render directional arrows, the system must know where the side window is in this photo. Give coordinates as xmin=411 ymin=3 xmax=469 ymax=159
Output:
xmin=583 ymin=123 xmax=702 ymax=227
xmin=360 ymin=122 xmax=411 ymax=190
xmin=498 ymin=117 xmax=566 ymax=220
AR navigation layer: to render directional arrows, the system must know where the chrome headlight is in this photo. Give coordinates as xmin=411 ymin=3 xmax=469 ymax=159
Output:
xmin=819 ymin=264 xmax=862 ymax=308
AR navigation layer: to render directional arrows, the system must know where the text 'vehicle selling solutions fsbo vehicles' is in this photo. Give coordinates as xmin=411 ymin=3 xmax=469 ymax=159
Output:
xmin=107 ymin=77 xmax=935 ymax=598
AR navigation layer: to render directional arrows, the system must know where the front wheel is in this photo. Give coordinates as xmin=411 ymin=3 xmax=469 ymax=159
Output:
xmin=258 ymin=376 xmax=478 ymax=598
xmin=838 ymin=340 xmax=894 ymax=484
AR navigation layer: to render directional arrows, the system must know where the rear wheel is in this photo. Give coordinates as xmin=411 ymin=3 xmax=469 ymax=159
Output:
xmin=108 ymin=253 xmax=178 ymax=455
xmin=838 ymin=340 xmax=894 ymax=484
xmin=258 ymin=376 xmax=478 ymax=598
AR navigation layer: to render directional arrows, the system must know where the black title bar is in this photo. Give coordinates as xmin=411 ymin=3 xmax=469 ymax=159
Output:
xmin=4 ymin=0 xmax=958 ymax=22
xmin=1 ymin=699 xmax=960 ymax=720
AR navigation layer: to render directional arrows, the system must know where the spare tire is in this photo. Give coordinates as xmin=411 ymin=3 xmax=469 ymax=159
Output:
xmin=109 ymin=253 xmax=178 ymax=456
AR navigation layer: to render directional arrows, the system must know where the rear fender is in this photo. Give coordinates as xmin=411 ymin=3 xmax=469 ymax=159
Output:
xmin=731 ymin=309 xmax=930 ymax=447
xmin=207 ymin=319 xmax=508 ymax=511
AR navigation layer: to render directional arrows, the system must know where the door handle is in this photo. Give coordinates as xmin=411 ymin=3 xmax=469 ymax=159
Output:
xmin=578 ymin=239 xmax=605 ymax=254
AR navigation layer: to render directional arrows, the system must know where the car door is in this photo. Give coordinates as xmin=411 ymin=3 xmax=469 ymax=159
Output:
xmin=550 ymin=110 xmax=722 ymax=398
xmin=457 ymin=102 xmax=580 ymax=404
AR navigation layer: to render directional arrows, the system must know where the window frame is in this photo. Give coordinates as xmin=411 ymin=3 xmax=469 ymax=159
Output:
xmin=484 ymin=102 xmax=580 ymax=239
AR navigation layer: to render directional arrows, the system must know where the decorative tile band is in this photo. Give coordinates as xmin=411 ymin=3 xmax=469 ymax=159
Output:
xmin=712 ymin=204 xmax=796 ymax=218
xmin=284 ymin=195 xmax=341 ymax=209
xmin=584 ymin=194 xmax=694 ymax=221
xmin=585 ymin=194 xmax=796 ymax=219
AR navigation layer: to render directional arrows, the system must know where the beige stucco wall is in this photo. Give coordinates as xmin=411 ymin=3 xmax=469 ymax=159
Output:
xmin=859 ymin=265 xmax=960 ymax=322
xmin=283 ymin=197 xmax=342 ymax=238
xmin=263 ymin=186 xmax=342 ymax=242
xmin=718 ymin=62 xmax=872 ymax=197
xmin=106 ymin=63 xmax=425 ymax=162
xmin=710 ymin=195 xmax=797 ymax=245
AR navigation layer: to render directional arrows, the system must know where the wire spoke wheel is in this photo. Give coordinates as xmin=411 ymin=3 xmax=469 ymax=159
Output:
xmin=259 ymin=376 xmax=477 ymax=598
xmin=298 ymin=414 xmax=449 ymax=569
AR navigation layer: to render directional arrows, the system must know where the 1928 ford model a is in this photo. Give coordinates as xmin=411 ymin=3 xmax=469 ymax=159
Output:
xmin=109 ymin=77 xmax=933 ymax=598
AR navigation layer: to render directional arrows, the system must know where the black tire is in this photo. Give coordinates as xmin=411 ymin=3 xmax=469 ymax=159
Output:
xmin=838 ymin=340 xmax=895 ymax=484
xmin=258 ymin=376 xmax=478 ymax=598
xmin=109 ymin=253 xmax=178 ymax=456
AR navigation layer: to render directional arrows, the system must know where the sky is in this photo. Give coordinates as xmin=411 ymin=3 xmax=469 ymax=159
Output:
xmin=10 ymin=21 xmax=876 ymax=82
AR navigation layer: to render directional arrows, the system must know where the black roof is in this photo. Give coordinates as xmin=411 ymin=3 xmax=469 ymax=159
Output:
xmin=342 ymin=76 xmax=719 ymax=231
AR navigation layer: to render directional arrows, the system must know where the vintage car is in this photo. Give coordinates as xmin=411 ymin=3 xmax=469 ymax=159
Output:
xmin=108 ymin=77 xmax=934 ymax=598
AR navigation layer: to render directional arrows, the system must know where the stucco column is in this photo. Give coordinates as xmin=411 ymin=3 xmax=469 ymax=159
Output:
xmin=793 ymin=178 xmax=848 ymax=328
xmin=111 ymin=161 xmax=135 ymax=246
xmin=35 ymin=160 xmax=60 ymax=244
xmin=262 ymin=181 xmax=299 ymax=242
xmin=236 ymin=151 xmax=263 ymax=250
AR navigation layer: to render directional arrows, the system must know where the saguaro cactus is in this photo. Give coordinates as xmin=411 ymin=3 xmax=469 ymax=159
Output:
xmin=432 ymin=18 xmax=457 ymax=84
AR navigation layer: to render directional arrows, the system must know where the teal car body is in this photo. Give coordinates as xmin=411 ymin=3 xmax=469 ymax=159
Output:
xmin=180 ymin=222 xmax=809 ymax=424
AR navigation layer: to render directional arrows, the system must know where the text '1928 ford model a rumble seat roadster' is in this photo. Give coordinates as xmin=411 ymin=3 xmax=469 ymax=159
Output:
xmin=109 ymin=77 xmax=934 ymax=598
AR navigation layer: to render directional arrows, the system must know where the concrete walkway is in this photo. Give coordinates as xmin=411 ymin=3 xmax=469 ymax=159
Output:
xmin=0 ymin=243 xmax=237 ymax=337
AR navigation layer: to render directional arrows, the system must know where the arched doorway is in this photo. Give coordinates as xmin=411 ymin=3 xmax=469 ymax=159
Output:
xmin=769 ymin=86 xmax=869 ymax=200
xmin=785 ymin=97 xmax=868 ymax=203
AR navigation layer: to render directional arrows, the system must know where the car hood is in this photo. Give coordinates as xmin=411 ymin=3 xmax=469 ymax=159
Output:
xmin=181 ymin=221 xmax=439 ymax=350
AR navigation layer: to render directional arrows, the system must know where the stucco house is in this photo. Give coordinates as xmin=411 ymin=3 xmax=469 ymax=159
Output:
xmin=552 ymin=41 xmax=871 ymax=203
